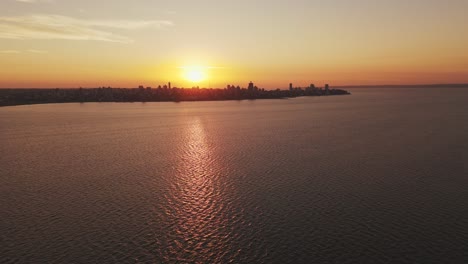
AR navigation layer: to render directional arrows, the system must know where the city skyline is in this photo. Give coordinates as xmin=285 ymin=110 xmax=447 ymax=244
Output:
xmin=1 ymin=0 xmax=467 ymax=88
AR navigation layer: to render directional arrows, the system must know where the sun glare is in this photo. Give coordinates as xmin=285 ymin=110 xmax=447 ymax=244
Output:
xmin=182 ymin=66 xmax=207 ymax=83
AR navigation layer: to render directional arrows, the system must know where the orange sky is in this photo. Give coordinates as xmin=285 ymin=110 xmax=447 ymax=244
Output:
xmin=1 ymin=0 xmax=467 ymax=88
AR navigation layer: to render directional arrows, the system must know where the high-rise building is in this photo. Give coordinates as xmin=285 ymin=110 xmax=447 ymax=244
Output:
xmin=168 ymin=82 xmax=171 ymax=89
xmin=289 ymin=83 xmax=293 ymax=91
xmin=248 ymin=81 xmax=254 ymax=91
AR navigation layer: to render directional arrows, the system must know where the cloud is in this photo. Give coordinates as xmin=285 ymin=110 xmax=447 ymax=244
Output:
xmin=0 ymin=15 xmax=173 ymax=43
xmin=15 ymin=0 xmax=53 ymax=3
xmin=0 ymin=49 xmax=49 ymax=54
xmin=0 ymin=50 xmax=21 ymax=54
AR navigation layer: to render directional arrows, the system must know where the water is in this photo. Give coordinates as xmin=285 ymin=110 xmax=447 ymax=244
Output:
xmin=1 ymin=88 xmax=468 ymax=263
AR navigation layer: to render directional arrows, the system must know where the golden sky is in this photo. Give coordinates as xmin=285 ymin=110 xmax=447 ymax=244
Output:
xmin=0 ymin=0 xmax=467 ymax=88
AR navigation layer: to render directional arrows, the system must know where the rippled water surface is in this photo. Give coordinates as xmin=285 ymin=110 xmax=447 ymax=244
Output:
xmin=1 ymin=88 xmax=468 ymax=263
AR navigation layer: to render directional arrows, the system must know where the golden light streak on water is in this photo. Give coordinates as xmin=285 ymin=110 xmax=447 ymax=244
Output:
xmin=163 ymin=118 xmax=234 ymax=263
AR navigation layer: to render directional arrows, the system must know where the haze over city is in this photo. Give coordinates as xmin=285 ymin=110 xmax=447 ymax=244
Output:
xmin=1 ymin=0 xmax=467 ymax=88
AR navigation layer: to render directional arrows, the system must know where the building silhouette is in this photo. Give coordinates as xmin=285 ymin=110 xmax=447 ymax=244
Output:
xmin=248 ymin=81 xmax=254 ymax=91
xmin=0 ymin=81 xmax=351 ymax=107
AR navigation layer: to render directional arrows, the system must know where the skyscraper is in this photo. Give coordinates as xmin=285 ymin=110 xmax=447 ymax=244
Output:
xmin=248 ymin=81 xmax=254 ymax=91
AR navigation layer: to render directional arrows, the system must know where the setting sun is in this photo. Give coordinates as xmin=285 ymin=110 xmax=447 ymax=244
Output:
xmin=183 ymin=67 xmax=207 ymax=83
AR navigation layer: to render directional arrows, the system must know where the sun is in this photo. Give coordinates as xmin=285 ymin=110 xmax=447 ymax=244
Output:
xmin=182 ymin=66 xmax=207 ymax=83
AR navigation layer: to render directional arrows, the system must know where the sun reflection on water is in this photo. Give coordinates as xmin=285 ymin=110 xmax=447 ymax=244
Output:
xmin=162 ymin=118 xmax=237 ymax=263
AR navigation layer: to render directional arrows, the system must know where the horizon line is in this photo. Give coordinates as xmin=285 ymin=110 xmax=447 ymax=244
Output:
xmin=1 ymin=83 xmax=468 ymax=89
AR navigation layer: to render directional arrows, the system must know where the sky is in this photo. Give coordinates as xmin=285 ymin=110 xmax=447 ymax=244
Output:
xmin=0 ymin=0 xmax=467 ymax=88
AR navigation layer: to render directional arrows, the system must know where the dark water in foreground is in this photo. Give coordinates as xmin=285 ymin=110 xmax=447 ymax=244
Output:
xmin=1 ymin=88 xmax=468 ymax=263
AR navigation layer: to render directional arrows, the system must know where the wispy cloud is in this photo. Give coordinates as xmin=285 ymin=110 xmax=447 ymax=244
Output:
xmin=15 ymin=0 xmax=53 ymax=3
xmin=0 ymin=50 xmax=21 ymax=54
xmin=0 ymin=15 xmax=173 ymax=43
xmin=0 ymin=49 xmax=48 ymax=54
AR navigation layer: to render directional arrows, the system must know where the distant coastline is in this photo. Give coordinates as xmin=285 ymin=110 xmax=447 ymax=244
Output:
xmin=0 ymin=84 xmax=350 ymax=107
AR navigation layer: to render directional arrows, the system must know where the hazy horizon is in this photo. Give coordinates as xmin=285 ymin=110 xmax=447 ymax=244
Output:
xmin=1 ymin=83 xmax=468 ymax=90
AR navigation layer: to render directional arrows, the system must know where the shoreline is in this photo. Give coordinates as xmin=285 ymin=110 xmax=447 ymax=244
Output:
xmin=0 ymin=87 xmax=350 ymax=108
xmin=0 ymin=93 xmax=351 ymax=108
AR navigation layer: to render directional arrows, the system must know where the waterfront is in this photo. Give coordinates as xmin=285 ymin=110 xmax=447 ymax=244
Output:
xmin=0 ymin=84 xmax=349 ymax=107
xmin=1 ymin=88 xmax=468 ymax=263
